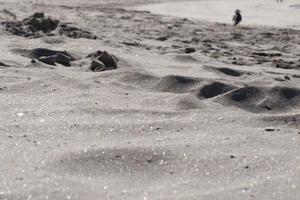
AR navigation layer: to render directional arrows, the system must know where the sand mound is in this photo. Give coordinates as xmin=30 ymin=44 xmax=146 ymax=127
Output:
xmin=197 ymin=82 xmax=236 ymax=99
xmin=262 ymin=114 xmax=300 ymax=129
xmin=218 ymin=86 xmax=300 ymax=113
xmin=216 ymin=67 xmax=243 ymax=77
xmin=49 ymin=147 xmax=176 ymax=177
xmin=154 ymin=75 xmax=201 ymax=93
xmin=6 ymin=76 xmax=90 ymax=94
xmin=118 ymin=71 xmax=158 ymax=88
xmin=94 ymin=70 xmax=159 ymax=90
xmin=173 ymin=54 xmax=197 ymax=62
xmin=204 ymin=66 xmax=244 ymax=77
xmin=1 ymin=12 xmax=97 ymax=39
xmin=170 ymin=94 xmax=205 ymax=110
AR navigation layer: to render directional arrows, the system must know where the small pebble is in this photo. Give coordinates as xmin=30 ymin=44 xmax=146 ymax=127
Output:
xmin=265 ymin=127 xmax=275 ymax=132
xmin=184 ymin=47 xmax=196 ymax=54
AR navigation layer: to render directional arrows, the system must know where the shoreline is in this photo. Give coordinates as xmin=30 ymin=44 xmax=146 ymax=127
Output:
xmin=133 ymin=0 xmax=300 ymax=30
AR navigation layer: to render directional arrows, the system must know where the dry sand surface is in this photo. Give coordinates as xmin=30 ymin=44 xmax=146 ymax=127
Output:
xmin=0 ymin=0 xmax=300 ymax=200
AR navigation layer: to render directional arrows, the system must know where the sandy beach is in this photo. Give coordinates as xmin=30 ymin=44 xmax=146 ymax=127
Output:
xmin=137 ymin=0 xmax=300 ymax=29
xmin=0 ymin=0 xmax=299 ymax=199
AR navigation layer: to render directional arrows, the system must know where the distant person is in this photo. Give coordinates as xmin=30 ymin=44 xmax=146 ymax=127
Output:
xmin=232 ymin=9 xmax=242 ymax=26
xmin=277 ymin=0 xmax=283 ymax=2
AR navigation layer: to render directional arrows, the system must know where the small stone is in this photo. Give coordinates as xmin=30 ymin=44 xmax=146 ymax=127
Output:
xmin=184 ymin=47 xmax=196 ymax=54
xmin=230 ymin=155 xmax=235 ymax=159
xmin=156 ymin=35 xmax=168 ymax=41
xmin=265 ymin=127 xmax=275 ymax=132
xmin=263 ymin=105 xmax=272 ymax=111
xmin=284 ymin=75 xmax=290 ymax=80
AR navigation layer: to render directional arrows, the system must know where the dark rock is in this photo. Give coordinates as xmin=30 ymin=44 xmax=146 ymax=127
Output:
xmin=252 ymin=52 xmax=282 ymax=57
xmin=263 ymin=105 xmax=272 ymax=111
xmin=0 ymin=61 xmax=8 ymax=67
xmin=184 ymin=47 xmax=196 ymax=54
xmin=273 ymin=59 xmax=296 ymax=69
xmin=28 ymin=25 xmax=38 ymax=33
xmin=29 ymin=48 xmax=78 ymax=61
xmin=90 ymin=59 xmax=106 ymax=71
xmin=58 ymin=23 xmax=97 ymax=39
xmin=156 ymin=35 xmax=169 ymax=41
xmin=32 ymin=12 xmax=45 ymax=18
xmin=96 ymin=51 xmax=118 ymax=69
xmin=31 ymin=59 xmax=37 ymax=64
xmin=26 ymin=17 xmax=59 ymax=33
xmin=2 ymin=13 xmax=96 ymax=40
xmin=265 ymin=127 xmax=275 ymax=132
xmin=31 ymin=49 xmax=74 ymax=66
xmin=38 ymin=55 xmax=57 ymax=66
xmin=55 ymin=53 xmax=71 ymax=66
xmin=90 ymin=51 xmax=118 ymax=72
xmin=122 ymin=41 xmax=140 ymax=46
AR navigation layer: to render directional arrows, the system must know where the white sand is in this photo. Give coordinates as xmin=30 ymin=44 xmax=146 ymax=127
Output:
xmin=0 ymin=0 xmax=300 ymax=200
xmin=136 ymin=0 xmax=300 ymax=29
